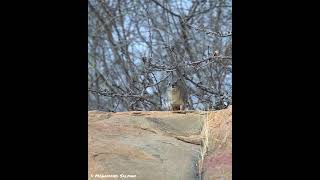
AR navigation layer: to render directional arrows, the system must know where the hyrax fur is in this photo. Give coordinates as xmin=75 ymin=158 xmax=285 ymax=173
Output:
xmin=168 ymin=81 xmax=188 ymax=111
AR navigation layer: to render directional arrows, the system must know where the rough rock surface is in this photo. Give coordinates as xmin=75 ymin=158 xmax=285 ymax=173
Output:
xmin=202 ymin=106 xmax=232 ymax=180
xmin=88 ymin=108 xmax=232 ymax=180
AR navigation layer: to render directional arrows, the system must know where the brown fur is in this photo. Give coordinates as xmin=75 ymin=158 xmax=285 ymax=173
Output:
xmin=168 ymin=82 xmax=188 ymax=111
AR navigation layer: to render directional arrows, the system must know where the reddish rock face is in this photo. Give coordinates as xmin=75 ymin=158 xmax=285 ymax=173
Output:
xmin=204 ymin=151 xmax=232 ymax=169
xmin=202 ymin=106 xmax=232 ymax=179
xmin=202 ymin=151 xmax=232 ymax=179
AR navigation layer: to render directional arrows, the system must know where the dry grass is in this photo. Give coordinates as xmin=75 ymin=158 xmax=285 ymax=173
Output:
xmin=197 ymin=110 xmax=209 ymax=180
xmin=197 ymin=106 xmax=232 ymax=180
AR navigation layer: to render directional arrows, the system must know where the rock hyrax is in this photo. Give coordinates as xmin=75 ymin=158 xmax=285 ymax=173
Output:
xmin=168 ymin=81 xmax=188 ymax=111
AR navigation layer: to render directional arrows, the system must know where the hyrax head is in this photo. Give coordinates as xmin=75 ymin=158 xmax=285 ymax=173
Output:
xmin=171 ymin=81 xmax=178 ymax=88
xmin=171 ymin=79 xmax=182 ymax=88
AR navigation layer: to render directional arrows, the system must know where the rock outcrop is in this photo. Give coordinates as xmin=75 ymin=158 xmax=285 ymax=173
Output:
xmin=88 ymin=107 xmax=232 ymax=180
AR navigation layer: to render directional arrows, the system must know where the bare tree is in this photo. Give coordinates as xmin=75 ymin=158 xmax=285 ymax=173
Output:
xmin=88 ymin=0 xmax=232 ymax=111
